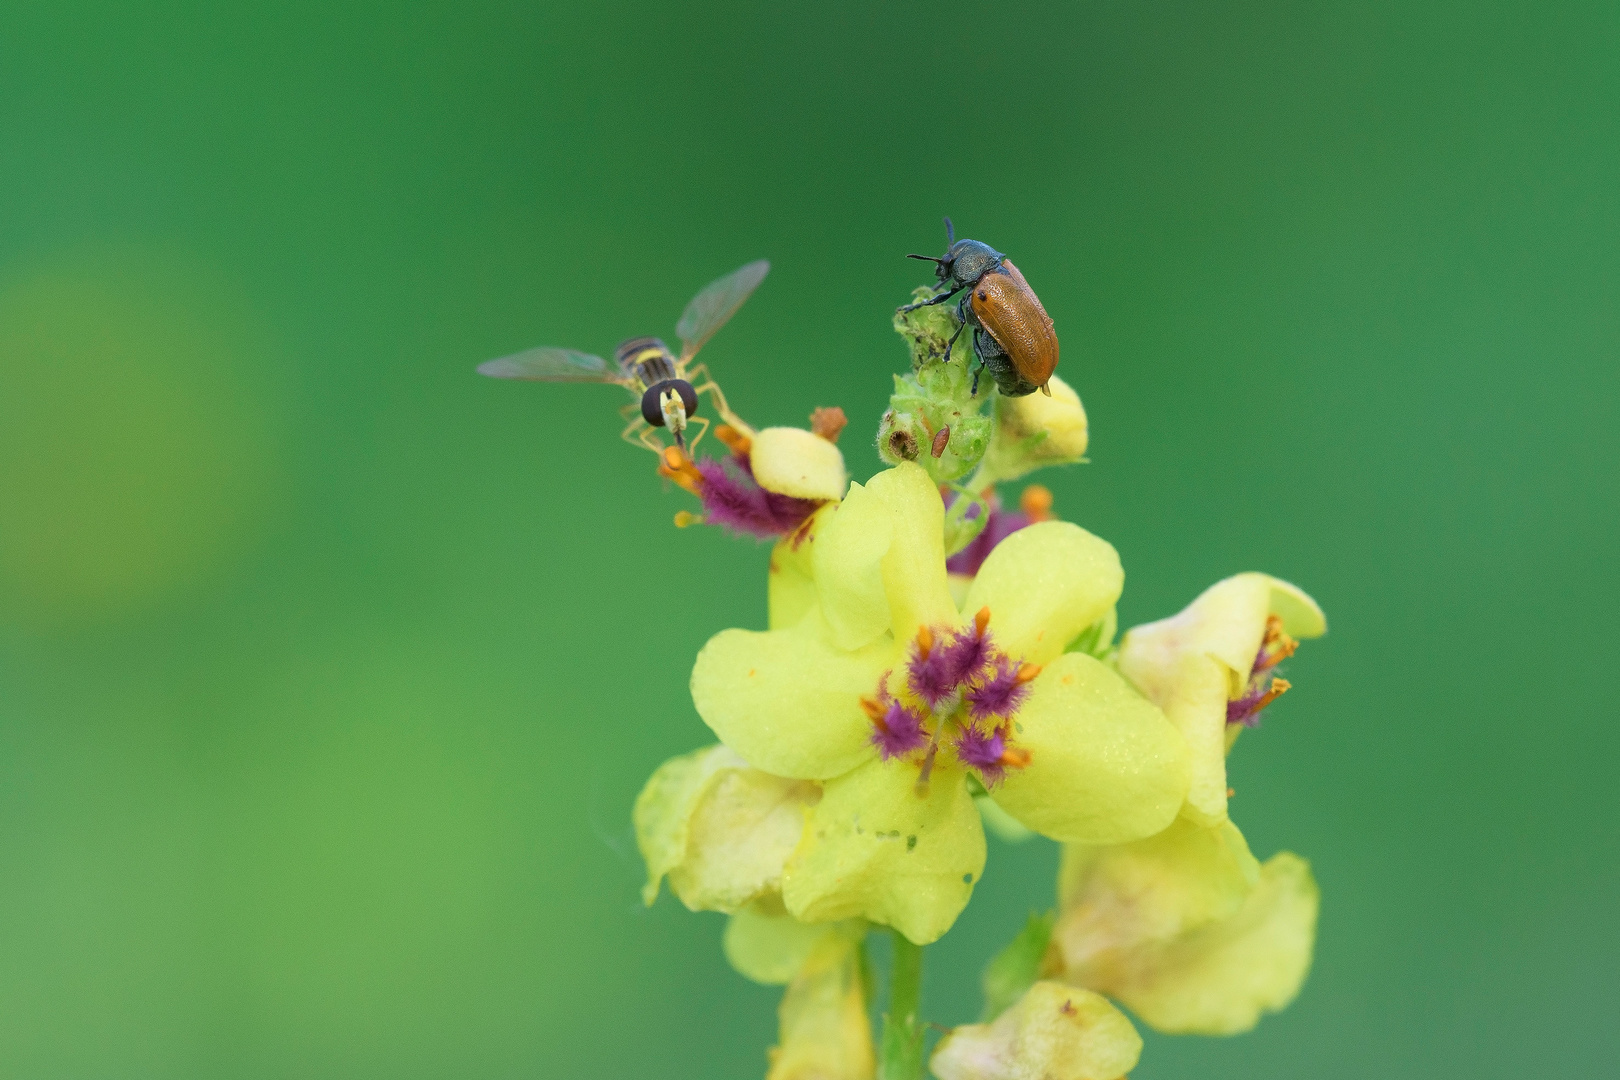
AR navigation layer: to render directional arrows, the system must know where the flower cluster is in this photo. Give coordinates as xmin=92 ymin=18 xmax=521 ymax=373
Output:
xmin=617 ymin=269 xmax=1327 ymax=1080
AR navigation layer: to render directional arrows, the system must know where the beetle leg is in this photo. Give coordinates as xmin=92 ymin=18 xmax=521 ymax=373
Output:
xmin=898 ymin=284 xmax=964 ymax=313
xmin=946 ymin=307 xmax=969 ymax=358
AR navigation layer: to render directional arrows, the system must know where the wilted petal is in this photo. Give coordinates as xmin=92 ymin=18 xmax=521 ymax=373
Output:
xmin=692 ymin=607 xmax=893 ymax=779
xmin=633 ymin=744 xmax=745 ymax=906
xmin=930 ymin=982 xmax=1141 ymax=1080
xmin=783 ymin=757 xmax=985 ymax=945
xmin=767 ymin=934 xmax=875 ymax=1080
xmin=1097 ymin=853 xmax=1318 ymax=1035
xmin=724 ymin=898 xmax=863 ymax=986
xmin=1054 ymin=817 xmax=1259 ymax=975
xmin=751 ymin=425 xmax=849 ymax=502
xmin=964 ymin=522 xmax=1124 ymax=667
xmin=1118 ymin=573 xmax=1326 ymax=825
xmin=667 ymin=766 xmax=817 ymax=913
xmin=989 ymin=654 xmax=1189 ymax=845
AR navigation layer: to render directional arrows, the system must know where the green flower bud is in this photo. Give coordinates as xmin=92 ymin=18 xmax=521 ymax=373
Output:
xmin=880 ymin=290 xmax=995 ymax=483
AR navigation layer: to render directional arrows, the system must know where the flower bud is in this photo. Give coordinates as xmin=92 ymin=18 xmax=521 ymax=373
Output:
xmin=976 ymin=373 xmax=1089 ymax=486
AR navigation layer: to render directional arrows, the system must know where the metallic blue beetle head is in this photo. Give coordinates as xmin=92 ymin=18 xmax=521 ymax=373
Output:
xmin=907 ymin=218 xmax=1005 ymax=290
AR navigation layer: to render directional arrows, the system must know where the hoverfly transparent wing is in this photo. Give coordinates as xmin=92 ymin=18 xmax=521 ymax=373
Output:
xmin=675 ymin=259 xmax=770 ymax=362
xmin=476 ymin=347 xmax=625 ymax=383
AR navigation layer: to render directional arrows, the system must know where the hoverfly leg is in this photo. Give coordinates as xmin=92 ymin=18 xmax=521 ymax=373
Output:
xmin=622 ymin=414 xmax=664 ymax=456
xmin=898 ymin=284 xmax=964 ymax=314
xmin=686 ymin=366 xmax=752 ymax=435
xmin=683 ymin=415 xmax=711 ymax=454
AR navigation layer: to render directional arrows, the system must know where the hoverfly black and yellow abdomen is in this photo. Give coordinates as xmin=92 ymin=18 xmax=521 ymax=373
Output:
xmin=613 ymin=336 xmax=679 ymax=387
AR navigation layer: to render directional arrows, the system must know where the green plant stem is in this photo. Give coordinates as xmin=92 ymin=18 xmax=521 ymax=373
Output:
xmin=880 ymin=930 xmax=925 ymax=1080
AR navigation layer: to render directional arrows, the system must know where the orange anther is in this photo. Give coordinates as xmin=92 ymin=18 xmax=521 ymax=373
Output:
xmin=715 ymin=424 xmax=752 ymax=458
xmin=860 ymin=696 xmax=887 ymax=722
xmin=809 ymin=406 xmax=847 ymax=443
xmin=673 ymin=510 xmax=701 ymax=528
xmin=1019 ymin=484 xmax=1054 ymax=521
xmin=974 ymin=607 xmax=991 ymax=635
xmin=1226 ymin=787 xmax=1236 ymax=798
xmin=916 ymin=625 xmax=934 ymax=658
xmin=657 ymin=445 xmax=705 ymax=496
xmin=1014 ymin=663 xmax=1041 ymax=684
xmin=999 ymin=747 xmax=1033 ymax=769
xmin=1250 ymin=678 xmax=1292 ymax=712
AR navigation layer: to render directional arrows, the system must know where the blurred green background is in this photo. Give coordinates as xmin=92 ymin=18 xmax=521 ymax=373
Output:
xmin=1 ymin=2 xmax=1615 ymax=1076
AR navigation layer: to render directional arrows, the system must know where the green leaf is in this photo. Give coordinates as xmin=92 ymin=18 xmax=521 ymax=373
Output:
xmin=980 ymin=911 xmax=1056 ymax=1022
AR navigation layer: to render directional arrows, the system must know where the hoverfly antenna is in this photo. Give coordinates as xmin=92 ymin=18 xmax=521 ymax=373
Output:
xmin=943 ymin=216 xmax=955 ymax=244
xmin=906 ymin=253 xmax=944 ymax=263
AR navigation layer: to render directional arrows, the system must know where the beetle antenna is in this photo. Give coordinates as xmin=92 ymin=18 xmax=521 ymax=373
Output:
xmin=906 ymin=253 xmax=943 ymax=263
xmin=943 ymin=216 xmax=954 ymax=244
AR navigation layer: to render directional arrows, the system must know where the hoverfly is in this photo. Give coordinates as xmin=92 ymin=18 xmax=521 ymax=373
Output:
xmin=477 ymin=260 xmax=768 ymax=455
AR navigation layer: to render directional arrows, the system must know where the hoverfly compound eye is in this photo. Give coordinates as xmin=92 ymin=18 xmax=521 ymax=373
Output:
xmin=641 ymin=379 xmax=700 ymax=427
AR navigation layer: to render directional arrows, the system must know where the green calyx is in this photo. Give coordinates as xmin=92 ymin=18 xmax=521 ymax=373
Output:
xmin=878 ymin=289 xmax=994 ymax=484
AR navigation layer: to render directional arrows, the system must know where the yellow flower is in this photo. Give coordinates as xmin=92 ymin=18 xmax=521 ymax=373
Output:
xmin=1052 ymin=816 xmax=1319 ymax=1035
xmin=1117 ymin=572 xmax=1326 ymax=826
xmin=930 ymin=981 xmax=1141 ymax=1080
xmin=689 ymin=463 xmax=1189 ymax=943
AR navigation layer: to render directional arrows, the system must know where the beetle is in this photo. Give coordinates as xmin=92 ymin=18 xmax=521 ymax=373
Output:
xmin=900 ymin=219 xmax=1058 ymax=397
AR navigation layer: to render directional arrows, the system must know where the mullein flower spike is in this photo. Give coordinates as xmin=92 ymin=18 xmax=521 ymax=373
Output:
xmin=617 ymin=254 xmax=1328 ymax=1080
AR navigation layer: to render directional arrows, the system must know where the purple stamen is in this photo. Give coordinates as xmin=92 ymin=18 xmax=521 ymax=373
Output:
xmin=965 ymin=657 xmax=1032 ymax=722
xmin=955 ymin=723 xmax=1010 ymax=787
xmin=870 ymin=700 xmax=930 ymax=760
xmin=907 ymin=632 xmax=959 ymax=708
xmin=936 ymin=624 xmax=995 ymax=686
xmin=694 ymin=455 xmax=822 ymax=540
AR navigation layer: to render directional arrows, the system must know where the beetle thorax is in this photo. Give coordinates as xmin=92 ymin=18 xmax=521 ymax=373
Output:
xmin=943 ymin=239 xmax=1005 ymax=289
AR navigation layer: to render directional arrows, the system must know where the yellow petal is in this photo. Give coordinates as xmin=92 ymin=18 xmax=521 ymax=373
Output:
xmin=1104 ymin=852 xmax=1319 ymax=1035
xmin=867 ymin=463 xmax=959 ymax=639
xmin=767 ymin=934 xmax=876 ymax=1080
xmin=691 ymin=607 xmax=892 ymax=780
xmin=724 ymin=898 xmax=862 ymax=986
xmin=783 ymin=757 xmax=985 ymax=945
xmin=989 ymin=654 xmax=1189 ymax=845
xmin=666 ymin=766 xmax=817 ymax=913
xmin=930 ymin=982 xmax=1141 ymax=1080
xmin=811 ymin=464 xmax=959 ymax=650
xmin=1053 ymin=817 xmax=1259 ymax=976
xmin=633 ymin=744 xmax=745 ymax=906
xmin=1117 ymin=572 xmax=1326 ymax=825
xmin=751 ymin=426 xmax=849 ymax=502
xmin=769 ymin=505 xmax=834 ymax=631
xmin=812 ymin=477 xmax=895 ymax=650
xmin=965 ymin=522 xmax=1124 ymax=666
